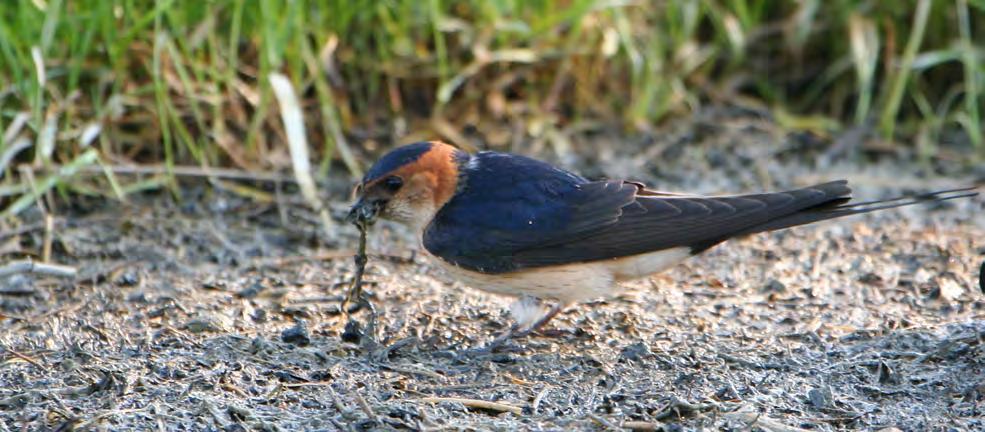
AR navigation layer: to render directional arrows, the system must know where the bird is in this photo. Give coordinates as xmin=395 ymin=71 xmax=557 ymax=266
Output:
xmin=347 ymin=140 xmax=978 ymax=350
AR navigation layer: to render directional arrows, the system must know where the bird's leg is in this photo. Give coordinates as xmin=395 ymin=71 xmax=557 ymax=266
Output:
xmin=512 ymin=303 xmax=563 ymax=338
xmin=467 ymin=301 xmax=565 ymax=354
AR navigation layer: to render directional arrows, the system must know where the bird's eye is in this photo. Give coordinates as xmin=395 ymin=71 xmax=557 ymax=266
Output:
xmin=382 ymin=176 xmax=403 ymax=192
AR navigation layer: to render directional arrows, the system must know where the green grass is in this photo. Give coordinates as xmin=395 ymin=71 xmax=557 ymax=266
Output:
xmin=1 ymin=0 xmax=983 ymax=219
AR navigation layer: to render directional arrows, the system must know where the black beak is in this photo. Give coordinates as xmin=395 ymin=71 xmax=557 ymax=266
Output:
xmin=346 ymin=197 xmax=382 ymax=225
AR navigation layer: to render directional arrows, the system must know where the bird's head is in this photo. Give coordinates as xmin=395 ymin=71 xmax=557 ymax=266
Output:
xmin=347 ymin=141 xmax=467 ymax=230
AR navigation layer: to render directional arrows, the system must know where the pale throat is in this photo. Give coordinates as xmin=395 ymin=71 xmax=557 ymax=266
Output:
xmin=405 ymin=202 xmax=438 ymax=233
xmin=407 ymin=172 xmax=452 ymax=232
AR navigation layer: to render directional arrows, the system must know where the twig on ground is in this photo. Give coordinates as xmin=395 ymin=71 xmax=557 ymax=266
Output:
xmin=419 ymin=397 xmax=523 ymax=415
xmin=219 ymin=383 xmax=250 ymax=398
xmin=282 ymin=381 xmax=334 ymax=389
xmin=353 ymin=391 xmax=381 ymax=425
xmin=720 ymin=352 xmax=790 ymax=370
xmin=371 ymin=336 xmax=418 ymax=361
xmin=623 ymin=420 xmax=665 ymax=431
xmin=0 ymin=259 xmax=76 ymax=279
xmin=587 ymin=413 xmax=624 ymax=431
xmin=381 ymin=363 xmax=445 ymax=380
xmin=151 ymin=403 xmax=167 ymax=432
xmin=288 ymin=295 xmax=346 ymax=305
xmin=725 ymin=406 xmax=810 ymax=432
xmin=0 ymin=344 xmax=45 ymax=369
xmin=532 ymin=386 xmax=551 ymax=413
xmin=325 ymin=386 xmax=349 ymax=414
xmin=72 ymin=408 xmax=148 ymax=430
xmin=653 ymin=397 xmax=717 ymax=420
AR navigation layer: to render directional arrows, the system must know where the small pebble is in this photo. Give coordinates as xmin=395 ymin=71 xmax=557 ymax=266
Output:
xmin=237 ymin=280 xmax=265 ymax=299
xmin=353 ymin=419 xmax=378 ymax=431
xmin=184 ymin=315 xmax=226 ymax=333
xmin=877 ymin=360 xmax=901 ymax=384
xmin=301 ymin=400 xmax=323 ymax=409
xmin=227 ymin=405 xmax=252 ymax=422
xmin=341 ymin=320 xmax=362 ymax=344
xmin=762 ymin=278 xmax=786 ymax=293
xmin=251 ymin=308 xmax=268 ymax=323
xmin=126 ymin=291 xmax=149 ymax=304
xmin=808 ymin=386 xmax=833 ymax=409
xmin=115 ymin=269 xmax=140 ymax=286
xmin=281 ymin=320 xmax=311 ymax=346
xmin=272 ymin=370 xmax=306 ymax=383
xmin=619 ymin=341 xmax=652 ymax=362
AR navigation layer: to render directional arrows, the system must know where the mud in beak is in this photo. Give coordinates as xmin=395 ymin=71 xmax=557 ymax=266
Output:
xmin=345 ymin=197 xmax=383 ymax=225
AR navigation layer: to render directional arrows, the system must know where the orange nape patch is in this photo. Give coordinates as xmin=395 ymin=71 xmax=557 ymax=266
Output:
xmin=392 ymin=141 xmax=462 ymax=208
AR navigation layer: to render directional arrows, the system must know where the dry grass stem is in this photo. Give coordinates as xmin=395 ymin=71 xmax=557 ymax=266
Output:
xmin=726 ymin=406 xmax=812 ymax=432
xmin=269 ymin=72 xmax=334 ymax=233
xmin=0 ymin=259 xmax=76 ymax=279
xmin=419 ymin=397 xmax=523 ymax=415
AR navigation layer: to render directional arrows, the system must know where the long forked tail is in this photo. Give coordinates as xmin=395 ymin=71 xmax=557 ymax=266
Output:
xmin=736 ymin=182 xmax=979 ymax=236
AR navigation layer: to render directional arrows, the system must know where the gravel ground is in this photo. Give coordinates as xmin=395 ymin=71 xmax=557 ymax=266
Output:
xmin=2 ymin=113 xmax=984 ymax=431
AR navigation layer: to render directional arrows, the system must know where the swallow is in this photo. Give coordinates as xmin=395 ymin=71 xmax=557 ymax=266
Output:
xmin=347 ymin=141 xmax=978 ymax=350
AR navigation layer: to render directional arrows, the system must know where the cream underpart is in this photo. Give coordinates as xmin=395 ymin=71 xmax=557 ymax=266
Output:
xmin=427 ymin=246 xmax=693 ymax=305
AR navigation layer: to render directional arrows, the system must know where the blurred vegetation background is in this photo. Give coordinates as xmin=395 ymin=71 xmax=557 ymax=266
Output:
xmin=1 ymin=0 xmax=983 ymax=219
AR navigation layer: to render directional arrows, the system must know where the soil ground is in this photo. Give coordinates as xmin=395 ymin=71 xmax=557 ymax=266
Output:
xmin=2 ymin=113 xmax=984 ymax=431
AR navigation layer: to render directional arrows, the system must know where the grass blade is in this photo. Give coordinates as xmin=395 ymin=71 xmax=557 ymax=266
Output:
xmin=1 ymin=148 xmax=99 ymax=219
xmin=269 ymin=72 xmax=335 ymax=232
xmin=879 ymin=0 xmax=932 ymax=140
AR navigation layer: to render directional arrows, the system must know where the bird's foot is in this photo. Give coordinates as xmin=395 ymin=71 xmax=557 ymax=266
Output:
xmin=435 ymin=303 xmax=568 ymax=360
xmin=432 ymin=324 xmax=528 ymax=361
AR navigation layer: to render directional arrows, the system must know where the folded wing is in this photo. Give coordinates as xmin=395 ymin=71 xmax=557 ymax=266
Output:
xmin=511 ymin=180 xmax=853 ymax=268
xmin=425 ymin=170 xmax=976 ymax=274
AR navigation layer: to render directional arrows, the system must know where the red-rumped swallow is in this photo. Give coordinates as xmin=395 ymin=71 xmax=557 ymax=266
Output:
xmin=347 ymin=141 xmax=978 ymax=349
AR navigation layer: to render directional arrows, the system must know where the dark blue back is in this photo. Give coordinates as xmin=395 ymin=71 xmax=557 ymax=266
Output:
xmin=423 ymin=151 xmax=618 ymax=273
